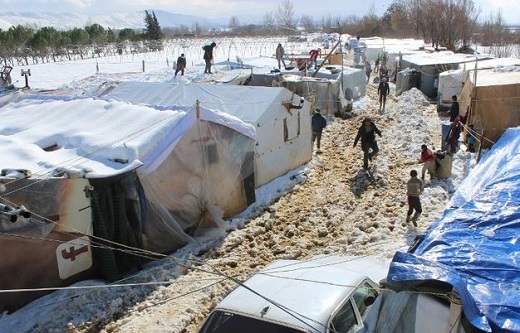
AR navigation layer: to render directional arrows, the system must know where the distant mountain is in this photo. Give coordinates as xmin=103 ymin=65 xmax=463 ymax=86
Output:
xmin=0 ymin=10 xmax=228 ymax=30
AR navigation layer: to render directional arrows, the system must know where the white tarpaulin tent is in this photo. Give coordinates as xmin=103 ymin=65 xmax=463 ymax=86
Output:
xmin=0 ymin=96 xmax=255 ymax=310
xmin=100 ymin=81 xmax=312 ymax=187
xmin=437 ymin=69 xmax=467 ymax=110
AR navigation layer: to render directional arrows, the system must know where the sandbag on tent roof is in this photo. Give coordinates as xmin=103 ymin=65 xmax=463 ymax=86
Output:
xmin=100 ymin=81 xmax=311 ymax=187
xmin=0 ymin=96 xmax=256 ymax=310
xmin=386 ymin=127 xmax=520 ymax=332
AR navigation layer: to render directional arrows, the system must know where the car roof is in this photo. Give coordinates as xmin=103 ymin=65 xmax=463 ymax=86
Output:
xmin=214 ymin=255 xmax=389 ymax=333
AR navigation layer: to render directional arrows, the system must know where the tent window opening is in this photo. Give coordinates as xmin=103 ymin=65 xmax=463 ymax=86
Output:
xmin=283 ymin=118 xmax=289 ymax=142
xmin=206 ymin=144 xmax=218 ymax=164
xmin=283 ymin=115 xmax=300 ymax=142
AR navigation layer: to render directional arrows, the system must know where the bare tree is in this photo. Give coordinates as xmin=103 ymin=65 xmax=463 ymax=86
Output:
xmin=263 ymin=11 xmax=277 ymax=34
xmin=229 ymin=16 xmax=240 ymax=33
xmin=277 ymin=0 xmax=296 ymax=32
xmin=300 ymin=15 xmax=316 ymax=33
xmin=456 ymin=0 xmax=480 ymax=47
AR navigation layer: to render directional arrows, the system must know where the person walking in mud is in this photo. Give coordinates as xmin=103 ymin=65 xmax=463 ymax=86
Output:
xmin=353 ymin=117 xmax=382 ymax=170
xmin=365 ymin=61 xmax=372 ymax=83
xmin=377 ymin=76 xmax=390 ymax=112
xmin=405 ymin=169 xmax=423 ymax=227
xmin=311 ymin=108 xmax=327 ymax=153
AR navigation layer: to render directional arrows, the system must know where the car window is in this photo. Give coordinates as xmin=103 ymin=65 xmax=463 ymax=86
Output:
xmin=198 ymin=310 xmax=305 ymax=333
xmin=328 ymin=299 xmax=358 ymax=333
xmin=351 ymin=281 xmax=378 ymax=317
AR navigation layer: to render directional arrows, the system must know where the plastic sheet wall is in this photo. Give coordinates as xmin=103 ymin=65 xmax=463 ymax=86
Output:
xmin=139 ymin=119 xmax=255 ymax=253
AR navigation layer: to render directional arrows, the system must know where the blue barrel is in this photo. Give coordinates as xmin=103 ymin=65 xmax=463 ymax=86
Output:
xmin=441 ymin=120 xmax=451 ymax=151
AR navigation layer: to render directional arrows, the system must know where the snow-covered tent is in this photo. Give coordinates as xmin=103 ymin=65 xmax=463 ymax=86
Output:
xmin=460 ymin=66 xmax=520 ymax=148
xmin=438 ymin=58 xmax=520 ymax=111
xmin=100 ymin=81 xmax=312 ymax=187
xmin=238 ymin=66 xmax=365 ymax=117
xmin=399 ymin=52 xmax=484 ymax=98
xmin=383 ymin=127 xmax=520 ymax=332
xmin=0 ymin=97 xmax=255 ymax=311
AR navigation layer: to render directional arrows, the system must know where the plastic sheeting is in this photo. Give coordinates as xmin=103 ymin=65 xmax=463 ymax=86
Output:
xmin=437 ymin=69 xmax=466 ymax=110
xmin=140 ymin=119 xmax=255 ymax=253
xmin=387 ymin=127 xmax=520 ymax=333
xmin=101 ymin=81 xmax=311 ymax=188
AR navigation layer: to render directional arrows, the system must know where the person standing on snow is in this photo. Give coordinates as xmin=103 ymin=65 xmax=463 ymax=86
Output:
xmin=406 ymin=169 xmax=423 ymax=227
xmin=175 ymin=53 xmax=186 ymax=76
xmin=311 ymin=108 xmax=327 ymax=154
xmin=419 ymin=144 xmax=436 ymax=181
xmin=203 ymin=42 xmax=217 ymax=74
xmin=275 ymin=43 xmax=287 ymax=70
xmin=377 ymin=76 xmax=390 ymax=111
xmin=353 ymin=117 xmax=382 ymax=170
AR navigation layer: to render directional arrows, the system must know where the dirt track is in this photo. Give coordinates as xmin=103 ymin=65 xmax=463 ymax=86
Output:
xmin=90 ymin=83 xmax=444 ymax=333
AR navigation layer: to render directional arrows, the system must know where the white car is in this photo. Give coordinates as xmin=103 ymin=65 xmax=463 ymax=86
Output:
xmin=197 ymin=255 xmax=389 ymax=333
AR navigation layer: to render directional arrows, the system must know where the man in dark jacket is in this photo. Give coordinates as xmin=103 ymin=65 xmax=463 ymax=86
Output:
xmin=448 ymin=95 xmax=459 ymax=122
xmin=353 ymin=117 xmax=382 ymax=170
xmin=175 ymin=53 xmax=186 ymax=76
xmin=377 ymin=76 xmax=390 ymax=111
xmin=311 ymin=108 xmax=327 ymax=153
xmin=203 ymin=42 xmax=216 ymax=74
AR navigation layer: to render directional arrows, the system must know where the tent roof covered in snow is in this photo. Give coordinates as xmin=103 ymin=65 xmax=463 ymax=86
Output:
xmin=386 ymin=127 xmax=520 ymax=333
xmin=0 ymin=97 xmax=255 ymax=178
xmin=100 ymin=81 xmax=294 ymax=124
xmin=401 ymin=51 xmax=483 ymax=67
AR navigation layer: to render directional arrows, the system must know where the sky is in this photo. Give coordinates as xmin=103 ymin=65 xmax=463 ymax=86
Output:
xmin=1 ymin=0 xmax=519 ymax=24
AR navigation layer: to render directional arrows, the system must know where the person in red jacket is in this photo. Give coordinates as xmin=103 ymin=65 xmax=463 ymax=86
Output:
xmin=309 ymin=48 xmax=321 ymax=69
xmin=419 ymin=144 xmax=436 ymax=181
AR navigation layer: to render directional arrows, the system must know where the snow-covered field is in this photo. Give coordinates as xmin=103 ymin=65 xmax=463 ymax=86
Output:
xmin=0 ymin=36 xmax=478 ymax=333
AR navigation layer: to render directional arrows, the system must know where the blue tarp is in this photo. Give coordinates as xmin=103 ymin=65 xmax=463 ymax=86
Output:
xmin=387 ymin=127 xmax=520 ymax=333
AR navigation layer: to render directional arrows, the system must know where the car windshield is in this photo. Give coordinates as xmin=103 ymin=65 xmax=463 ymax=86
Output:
xmin=199 ymin=310 xmax=306 ymax=333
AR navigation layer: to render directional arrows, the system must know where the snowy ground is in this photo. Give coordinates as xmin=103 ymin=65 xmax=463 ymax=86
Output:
xmin=0 ymin=36 xmax=477 ymax=333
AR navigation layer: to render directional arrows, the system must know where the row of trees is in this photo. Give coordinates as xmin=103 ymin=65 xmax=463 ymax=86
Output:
xmin=0 ymin=10 xmax=163 ymax=65
xmin=1 ymin=2 xmax=518 ymax=66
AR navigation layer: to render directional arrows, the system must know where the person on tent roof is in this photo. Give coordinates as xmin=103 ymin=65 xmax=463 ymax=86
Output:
xmin=175 ymin=53 xmax=186 ymax=77
xmin=309 ymin=48 xmax=321 ymax=69
xmin=275 ymin=43 xmax=287 ymax=70
xmin=202 ymin=42 xmax=217 ymax=74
